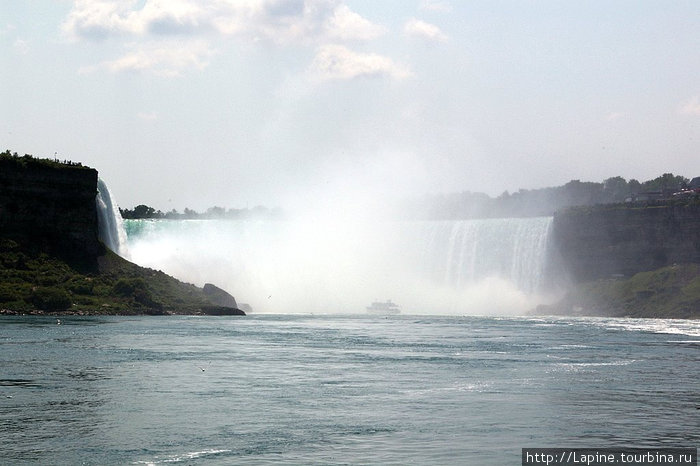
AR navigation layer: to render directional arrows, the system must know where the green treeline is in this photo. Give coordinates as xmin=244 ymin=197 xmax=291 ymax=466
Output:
xmin=121 ymin=172 xmax=697 ymax=220
xmin=119 ymin=204 xmax=284 ymax=220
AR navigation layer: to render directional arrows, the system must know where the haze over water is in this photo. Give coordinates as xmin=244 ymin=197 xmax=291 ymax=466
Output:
xmin=124 ymin=216 xmax=555 ymax=315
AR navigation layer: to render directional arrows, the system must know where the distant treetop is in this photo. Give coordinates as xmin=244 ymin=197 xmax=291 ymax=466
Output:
xmin=119 ymin=204 xmax=284 ymax=220
xmin=400 ymin=172 xmax=696 ymax=220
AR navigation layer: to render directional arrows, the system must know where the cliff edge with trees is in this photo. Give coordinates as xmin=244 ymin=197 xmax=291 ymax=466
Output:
xmin=0 ymin=151 xmax=244 ymax=316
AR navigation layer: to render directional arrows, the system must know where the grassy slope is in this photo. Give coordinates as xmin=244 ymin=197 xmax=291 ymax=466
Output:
xmin=536 ymin=264 xmax=700 ymax=319
xmin=0 ymin=238 xmax=237 ymax=315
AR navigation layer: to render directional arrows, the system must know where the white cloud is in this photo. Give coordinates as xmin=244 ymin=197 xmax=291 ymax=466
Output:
xmin=309 ymin=44 xmax=411 ymax=81
xmin=605 ymin=112 xmax=624 ymax=122
xmin=137 ymin=111 xmax=159 ymax=121
xmin=324 ymin=4 xmax=385 ymax=41
xmin=62 ymin=0 xmax=384 ymax=44
xmin=680 ymin=95 xmax=700 ymax=116
xmin=63 ymin=0 xmax=392 ymax=76
xmin=62 ymin=0 xmax=220 ymax=39
xmin=62 ymin=0 xmax=141 ymax=40
xmin=404 ymin=18 xmax=447 ymax=43
xmin=80 ymin=40 xmax=215 ymax=77
xmin=420 ymin=1 xmax=452 ymax=13
xmin=138 ymin=0 xmax=214 ymax=35
xmin=1 ymin=23 xmax=17 ymax=35
xmin=13 ymin=38 xmax=29 ymax=55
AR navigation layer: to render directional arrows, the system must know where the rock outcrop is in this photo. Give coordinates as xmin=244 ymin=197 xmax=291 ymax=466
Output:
xmin=540 ymin=203 xmax=700 ymax=318
xmin=203 ymin=283 xmax=238 ymax=308
xmin=551 ymin=204 xmax=700 ymax=283
xmin=200 ymin=305 xmax=246 ymax=316
xmin=0 ymin=152 xmax=245 ymax=316
xmin=0 ymin=155 xmax=101 ymax=267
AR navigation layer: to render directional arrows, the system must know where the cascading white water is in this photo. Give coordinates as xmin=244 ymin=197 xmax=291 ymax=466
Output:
xmin=419 ymin=217 xmax=552 ymax=294
xmin=124 ymin=217 xmax=554 ymax=315
xmin=96 ymin=179 xmax=129 ymax=258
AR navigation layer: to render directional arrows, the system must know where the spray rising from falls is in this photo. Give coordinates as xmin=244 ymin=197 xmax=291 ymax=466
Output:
xmin=124 ymin=216 xmax=554 ymax=315
xmin=96 ymin=179 xmax=129 ymax=258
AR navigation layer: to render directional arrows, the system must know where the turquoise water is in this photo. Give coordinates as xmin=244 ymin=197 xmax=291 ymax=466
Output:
xmin=1 ymin=315 xmax=697 ymax=465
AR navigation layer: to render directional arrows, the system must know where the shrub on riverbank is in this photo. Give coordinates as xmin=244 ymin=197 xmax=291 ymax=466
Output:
xmin=535 ymin=264 xmax=700 ymax=319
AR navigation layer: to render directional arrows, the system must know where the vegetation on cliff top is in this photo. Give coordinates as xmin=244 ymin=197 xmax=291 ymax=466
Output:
xmin=120 ymin=204 xmax=283 ymax=220
xmin=536 ymin=264 xmax=700 ymax=319
xmin=556 ymin=197 xmax=700 ymax=216
xmin=1 ymin=149 xmax=89 ymax=170
xmin=118 ymin=172 xmax=697 ymax=221
xmin=401 ymin=173 xmax=695 ymax=219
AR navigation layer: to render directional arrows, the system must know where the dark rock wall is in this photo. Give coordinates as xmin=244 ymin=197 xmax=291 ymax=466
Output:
xmin=202 ymin=283 xmax=238 ymax=308
xmin=0 ymin=158 xmax=101 ymax=263
xmin=552 ymin=205 xmax=700 ymax=282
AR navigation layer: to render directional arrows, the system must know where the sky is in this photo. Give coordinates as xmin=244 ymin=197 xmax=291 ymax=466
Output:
xmin=1 ymin=0 xmax=699 ymax=213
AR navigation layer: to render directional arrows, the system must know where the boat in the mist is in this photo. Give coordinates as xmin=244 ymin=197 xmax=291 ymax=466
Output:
xmin=366 ymin=300 xmax=401 ymax=315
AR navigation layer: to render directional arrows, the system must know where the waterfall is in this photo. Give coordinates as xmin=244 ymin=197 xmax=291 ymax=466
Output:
xmin=419 ymin=217 xmax=553 ymax=294
xmin=123 ymin=217 xmax=554 ymax=314
xmin=96 ymin=179 xmax=129 ymax=258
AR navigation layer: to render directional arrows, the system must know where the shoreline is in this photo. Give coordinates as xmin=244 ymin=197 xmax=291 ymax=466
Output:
xmin=2 ymin=308 xmax=695 ymax=320
xmin=0 ymin=308 xmax=244 ymax=316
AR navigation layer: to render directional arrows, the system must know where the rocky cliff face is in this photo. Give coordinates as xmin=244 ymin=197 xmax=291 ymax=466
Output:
xmin=0 ymin=156 xmax=101 ymax=266
xmin=551 ymin=204 xmax=700 ymax=283
xmin=0 ymin=153 xmax=246 ymax=315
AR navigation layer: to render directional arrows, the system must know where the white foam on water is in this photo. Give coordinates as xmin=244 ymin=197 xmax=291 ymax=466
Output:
xmin=580 ymin=317 xmax=700 ymax=338
xmin=132 ymin=448 xmax=232 ymax=465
